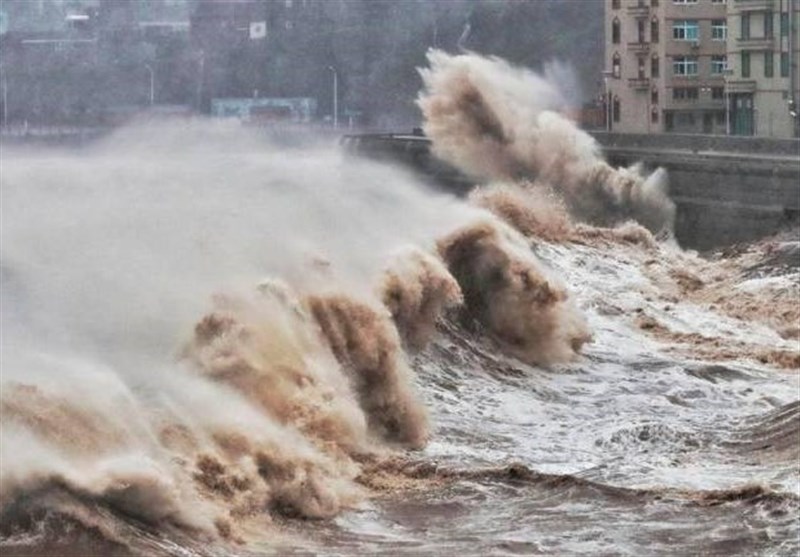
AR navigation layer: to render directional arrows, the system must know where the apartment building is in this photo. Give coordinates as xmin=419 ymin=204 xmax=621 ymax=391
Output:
xmin=605 ymin=0 xmax=800 ymax=137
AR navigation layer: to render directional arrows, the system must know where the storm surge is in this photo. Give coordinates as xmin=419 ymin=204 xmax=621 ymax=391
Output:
xmin=2 ymin=53 xmax=798 ymax=556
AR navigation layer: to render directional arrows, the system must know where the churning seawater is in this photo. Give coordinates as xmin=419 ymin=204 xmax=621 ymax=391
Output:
xmin=1 ymin=51 xmax=798 ymax=557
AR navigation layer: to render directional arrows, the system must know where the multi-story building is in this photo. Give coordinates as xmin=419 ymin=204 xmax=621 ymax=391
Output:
xmin=726 ymin=0 xmax=800 ymax=137
xmin=605 ymin=0 xmax=799 ymax=137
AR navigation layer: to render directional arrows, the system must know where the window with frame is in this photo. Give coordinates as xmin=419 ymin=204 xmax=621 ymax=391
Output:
xmin=781 ymin=52 xmax=789 ymax=77
xmin=612 ymin=0 xmax=620 ymax=10
xmin=741 ymin=13 xmax=750 ymax=40
xmin=673 ymin=20 xmax=699 ymax=41
xmin=613 ymin=97 xmax=621 ymax=122
xmin=612 ymin=18 xmax=621 ymax=44
xmin=651 ymin=54 xmax=660 ymax=78
xmin=741 ymin=51 xmax=750 ymax=77
xmin=651 ymin=107 xmax=659 ymax=123
xmin=781 ymin=13 xmax=789 ymax=37
xmin=673 ymin=87 xmax=698 ymax=100
xmin=651 ymin=17 xmax=659 ymax=42
xmin=673 ymin=56 xmax=698 ymax=75
xmin=711 ymin=0 xmax=726 ymax=4
xmin=638 ymin=18 xmax=646 ymax=43
xmin=711 ymin=87 xmax=724 ymax=100
xmin=764 ymin=11 xmax=773 ymax=38
xmin=711 ymin=55 xmax=727 ymax=74
xmin=673 ymin=0 xmax=697 ymax=4
xmin=651 ymin=88 xmax=659 ymax=104
xmin=613 ymin=53 xmax=621 ymax=78
xmin=764 ymin=50 xmax=774 ymax=78
xmin=638 ymin=56 xmax=646 ymax=79
xmin=711 ymin=20 xmax=727 ymax=41
xmin=651 ymin=0 xmax=659 ymax=7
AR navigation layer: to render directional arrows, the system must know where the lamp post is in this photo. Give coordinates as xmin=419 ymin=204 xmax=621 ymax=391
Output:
xmin=144 ymin=64 xmax=154 ymax=106
xmin=1 ymin=71 xmax=8 ymax=126
xmin=328 ymin=65 xmax=338 ymax=129
xmin=722 ymin=68 xmax=734 ymax=136
xmin=602 ymin=70 xmax=614 ymax=131
xmin=144 ymin=64 xmax=156 ymax=106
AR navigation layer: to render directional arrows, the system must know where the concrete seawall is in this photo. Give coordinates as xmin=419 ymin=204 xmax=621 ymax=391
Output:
xmin=592 ymin=132 xmax=800 ymax=249
xmin=342 ymin=132 xmax=800 ymax=250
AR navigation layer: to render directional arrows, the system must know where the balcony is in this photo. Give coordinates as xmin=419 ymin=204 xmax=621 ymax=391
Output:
xmin=627 ymin=41 xmax=651 ymax=53
xmin=737 ymin=36 xmax=775 ymax=50
xmin=628 ymin=77 xmax=651 ymax=89
xmin=733 ymin=0 xmax=775 ymax=11
xmin=626 ymin=4 xmax=650 ymax=17
xmin=664 ymin=99 xmax=725 ymax=111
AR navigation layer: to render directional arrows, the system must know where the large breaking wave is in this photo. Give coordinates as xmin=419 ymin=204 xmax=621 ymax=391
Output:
xmin=1 ymin=51 xmax=797 ymax=556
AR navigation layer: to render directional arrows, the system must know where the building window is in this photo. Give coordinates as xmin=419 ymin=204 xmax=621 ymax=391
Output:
xmin=781 ymin=13 xmax=789 ymax=37
xmin=638 ymin=57 xmax=647 ymax=78
xmin=651 ymin=54 xmax=660 ymax=77
xmin=638 ymin=19 xmax=646 ymax=43
xmin=651 ymin=0 xmax=659 ymax=7
xmin=613 ymin=96 xmax=621 ymax=122
xmin=673 ymin=20 xmax=699 ymax=41
xmin=613 ymin=53 xmax=621 ymax=78
xmin=673 ymin=56 xmax=698 ymax=75
xmin=673 ymin=0 xmax=698 ymax=4
xmin=612 ymin=0 xmax=620 ymax=9
xmin=711 ymin=20 xmax=727 ymax=41
xmin=781 ymin=52 xmax=789 ymax=77
xmin=612 ymin=18 xmax=621 ymax=44
xmin=741 ymin=13 xmax=750 ymax=40
xmin=711 ymin=55 xmax=727 ymax=74
xmin=651 ymin=107 xmax=659 ymax=123
xmin=741 ymin=51 xmax=750 ymax=78
xmin=651 ymin=88 xmax=659 ymax=104
xmin=711 ymin=0 xmax=726 ymax=4
xmin=764 ymin=51 xmax=774 ymax=78
xmin=673 ymin=87 xmax=699 ymax=100
xmin=651 ymin=17 xmax=659 ymax=42
xmin=764 ymin=11 xmax=773 ymax=38
xmin=711 ymin=87 xmax=724 ymax=100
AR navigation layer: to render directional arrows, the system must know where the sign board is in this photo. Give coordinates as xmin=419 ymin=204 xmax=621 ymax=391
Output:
xmin=211 ymin=97 xmax=317 ymax=123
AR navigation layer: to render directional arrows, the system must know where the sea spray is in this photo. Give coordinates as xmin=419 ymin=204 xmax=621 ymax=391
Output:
xmin=417 ymin=49 xmax=675 ymax=235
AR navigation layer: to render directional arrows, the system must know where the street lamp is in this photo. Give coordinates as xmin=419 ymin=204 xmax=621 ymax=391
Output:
xmin=1 ymin=70 xmax=8 ymax=126
xmin=721 ymin=68 xmax=734 ymax=135
xmin=327 ymin=65 xmax=338 ymax=129
xmin=602 ymin=70 xmax=614 ymax=131
xmin=144 ymin=64 xmax=154 ymax=107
